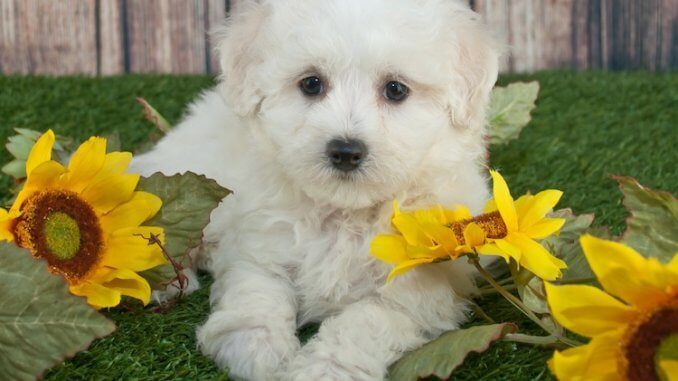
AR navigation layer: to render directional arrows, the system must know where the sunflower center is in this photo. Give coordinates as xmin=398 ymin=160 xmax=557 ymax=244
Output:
xmin=620 ymin=297 xmax=678 ymax=381
xmin=44 ymin=212 xmax=81 ymax=260
xmin=448 ymin=211 xmax=508 ymax=244
xmin=13 ymin=190 xmax=104 ymax=282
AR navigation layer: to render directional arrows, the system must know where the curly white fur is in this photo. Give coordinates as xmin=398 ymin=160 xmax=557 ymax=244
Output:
xmin=131 ymin=0 xmax=499 ymax=379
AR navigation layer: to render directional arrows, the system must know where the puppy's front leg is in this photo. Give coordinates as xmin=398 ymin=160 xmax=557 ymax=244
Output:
xmin=197 ymin=261 xmax=300 ymax=380
xmin=287 ymin=265 xmax=472 ymax=381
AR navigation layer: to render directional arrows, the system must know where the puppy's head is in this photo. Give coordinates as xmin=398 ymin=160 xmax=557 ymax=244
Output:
xmin=217 ymin=0 xmax=498 ymax=209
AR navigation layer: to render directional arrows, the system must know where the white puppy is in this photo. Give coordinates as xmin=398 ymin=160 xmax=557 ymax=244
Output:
xmin=131 ymin=0 xmax=499 ymax=379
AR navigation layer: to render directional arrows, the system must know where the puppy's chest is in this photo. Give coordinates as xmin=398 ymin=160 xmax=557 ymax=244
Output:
xmin=294 ymin=211 xmax=389 ymax=320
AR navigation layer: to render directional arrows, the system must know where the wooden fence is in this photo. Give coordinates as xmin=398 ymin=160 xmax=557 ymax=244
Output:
xmin=0 ymin=0 xmax=676 ymax=75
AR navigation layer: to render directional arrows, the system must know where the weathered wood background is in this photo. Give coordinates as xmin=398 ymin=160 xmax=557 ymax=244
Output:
xmin=0 ymin=0 xmax=676 ymax=75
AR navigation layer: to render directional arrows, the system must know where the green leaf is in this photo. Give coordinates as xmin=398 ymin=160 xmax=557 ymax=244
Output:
xmin=6 ymin=134 xmax=35 ymax=160
xmin=2 ymin=159 xmax=27 ymax=179
xmin=136 ymin=172 xmax=231 ymax=289
xmin=488 ymin=81 xmax=540 ymax=145
xmin=0 ymin=243 xmax=115 ymax=380
xmin=137 ymin=97 xmax=173 ymax=134
xmin=388 ymin=323 xmax=517 ymax=381
xmin=543 ymin=208 xmax=596 ymax=282
xmin=103 ymin=131 xmax=122 ymax=153
xmin=614 ymin=176 xmax=678 ymax=263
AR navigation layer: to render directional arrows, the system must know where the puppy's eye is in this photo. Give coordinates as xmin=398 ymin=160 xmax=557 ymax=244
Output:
xmin=383 ymin=81 xmax=409 ymax=102
xmin=299 ymin=76 xmax=324 ymax=96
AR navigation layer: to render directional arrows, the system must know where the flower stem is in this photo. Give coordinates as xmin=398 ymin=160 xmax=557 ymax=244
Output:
xmin=470 ymin=256 xmax=553 ymax=332
xmin=503 ymin=333 xmax=563 ymax=348
xmin=468 ymin=254 xmax=579 ymax=348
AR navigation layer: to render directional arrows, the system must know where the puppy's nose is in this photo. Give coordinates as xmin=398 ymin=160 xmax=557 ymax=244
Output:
xmin=326 ymin=138 xmax=367 ymax=172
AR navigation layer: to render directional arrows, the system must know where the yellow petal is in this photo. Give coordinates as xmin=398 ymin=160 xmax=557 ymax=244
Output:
xmin=507 ymin=233 xmax=566 ymax=281
xmin=100 ymin=191 xmax=162 ymax=232
xmin=11 ymin=160 xmax=67 ymax=213
xmin=444 ymin=206 xmax=473 ymax=222
xmin=513 ymin=194 xmax=533 ymax=217
xmin=0 ymin=209 xmax=20 ymax=241
xmin=103 ymin=227 xmax=167 ymax=272
xmin=483 ymin=198 xmax=497 ymax=213
xmin=420 ymin=223 xmax=459 ymax=253
xmin=371 ymin=235 xmax=409 ymax=264
xmin=413 ymin=206 xmax=446 ymax=225
xmin=65 ymin=136 xmax=107 ymax=192
xmin=523 ymin=218 xmax=566 ymax=240
xmin=387 ymin=258 xmax=435 ymax=282
xmin=97 ymin=268 xmax=152 ymax=306
xmin=545 ymin=283 xmax=636 ymax=338
xmin=463 ymin=222 xmax=486 ymax=248
xmin=490 ymin=170 xmax=518 ymax=231
xmin=25 ymin=130 xmax=55 ymax=176
xmin=549 ymin=332 xmax=622 ymax=381
xmin=495 ymin=238 xmax=523 ymax=262
xmin=81 ymin=173 xmax=140 ymax=214
xmin=580 ymin=235 xmax=666 ymax=306
xmin=477 ymin=243 xmax=511 ymax=262
xmin=518 ymin=189 xmax=563 ymax=231
xmin=393 ymin=213 xmax=433 ymax=247
xmin=92 ymin=151 xmax=133 ymax=181
xmin=69 ymin=281 xmax=121 ymax=309
xmin=658 ymin=359 xmax=678 ymax=381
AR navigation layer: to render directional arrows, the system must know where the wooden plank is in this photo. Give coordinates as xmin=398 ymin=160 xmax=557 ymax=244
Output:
xmin=0 ymin=0 xmax=97 ymax=75
xmin=571 ymin=0 xmax=590 ymax=70
xmin=473 ymin=0 xmax=511 ymax=72
xmin=206 ymin=0 xmax=229 ymax=74
xmin=508 ymin=0 xmax=537 ymax=72
xmin=658 ymin=0 xmax=677 ymax=70
xmin=99 ymin=0 xmax=125 ymax=75
xmin=125 ymin=0 xmax=207 ymax=73
xmin=538 ymin=0 xmax=575 ymax=70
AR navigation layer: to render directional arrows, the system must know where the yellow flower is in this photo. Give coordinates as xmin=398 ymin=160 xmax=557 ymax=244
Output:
xmin=545 ymin=235 xmax=678 ymax=381
xmin=370 ymin=201 xmax=470 ymax=281
xmin=0 ymin=130 xmax=167 ymax=309
xmin=475 ymin=170 xmax=567 ymax=280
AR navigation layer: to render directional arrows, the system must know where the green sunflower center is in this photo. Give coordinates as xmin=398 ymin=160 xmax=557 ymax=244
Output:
xmin=13 ymin=190 xmax=104 ymax=282
xmin=656 ymin=334 xmax=678 ymax=381
xmin=43 ymin=212 xmax=81 ymax=260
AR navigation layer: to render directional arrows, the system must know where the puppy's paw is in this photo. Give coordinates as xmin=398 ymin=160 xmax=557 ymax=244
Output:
xmin=197 ymin=313 xmax=300 ymax=380
xmin=151 ymin=268 xmax=201 ymax=304
xmin=285 ymin=349 xmax=379 ymax=381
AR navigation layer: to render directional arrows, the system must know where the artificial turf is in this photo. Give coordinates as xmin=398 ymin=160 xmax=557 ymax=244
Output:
xmin=0 ymin=71 xmax=676 ymax=380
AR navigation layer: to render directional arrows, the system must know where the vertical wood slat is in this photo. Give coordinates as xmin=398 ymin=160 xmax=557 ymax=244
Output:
xmin=0 ymin=0 xmax=97 ymax=75
xmin=99 ymin=0 xmax=124 ymax=75
xmin=125 ymin=0 xmax=207 ymax=74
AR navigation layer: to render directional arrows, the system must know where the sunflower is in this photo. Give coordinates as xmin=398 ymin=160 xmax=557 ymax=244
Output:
xmin=0 ymin=130 xmax=167 ymax=309
xmin=545 ymin=235 xmax=678 ymax=381
xmin=370 ymin=201 xmax=470 ymax=281
xmin=472 ymin=170 xmax=567 ymax=281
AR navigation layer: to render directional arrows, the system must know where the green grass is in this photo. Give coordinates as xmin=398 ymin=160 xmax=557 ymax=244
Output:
xmin=0 ymin=72 xmax=676 ymax=380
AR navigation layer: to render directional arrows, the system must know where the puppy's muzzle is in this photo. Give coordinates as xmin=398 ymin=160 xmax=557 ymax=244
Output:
xmin=326 ymin=138 xmax=367 ymax=172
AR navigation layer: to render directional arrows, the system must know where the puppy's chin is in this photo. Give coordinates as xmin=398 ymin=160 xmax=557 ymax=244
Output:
xmin=301 ymin=174 xmax=391 ymax=210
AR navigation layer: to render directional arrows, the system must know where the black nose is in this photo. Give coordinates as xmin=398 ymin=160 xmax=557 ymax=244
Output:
xmin=326 ymin=138 xmax=367 ymax=172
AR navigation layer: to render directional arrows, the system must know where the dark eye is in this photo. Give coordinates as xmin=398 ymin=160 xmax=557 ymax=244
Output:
xmin=384 ymin=81 xmax=409 ymax=102
xmin=299 ymin=76 xmax=324 ymax=96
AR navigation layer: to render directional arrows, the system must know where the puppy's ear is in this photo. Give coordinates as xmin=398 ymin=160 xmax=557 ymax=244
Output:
xmin=445 ymin=7 xmax=500 ymax=134
xmin=215 ymin=0 xmax=270 ymax=117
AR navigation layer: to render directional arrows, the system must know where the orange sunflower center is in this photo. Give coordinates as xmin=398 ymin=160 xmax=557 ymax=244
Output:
xmin=13 ymin=190 xmax=104 ymax=282
xmin=619 ymin=296 xmax=678 ymax=381
xmin=448 ymin=211 xmax=508 ymax=244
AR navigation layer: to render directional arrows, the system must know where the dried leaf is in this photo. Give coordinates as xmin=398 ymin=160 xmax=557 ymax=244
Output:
xmin=137 ymin=97 xmax=172 ymax=134
xmin=488 ymin=81 xmax=540 ymax=145
xmin=0 ymin=243 xmax=115 ymax=380
xmin=388 ymin=324 xmax=517 ymax=381
xmin=136 ymin=172 xmax=231 ymax=289
xmin=614 ymin=175 xmax=678 ymax=263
